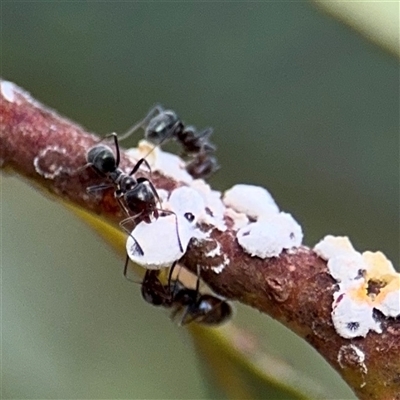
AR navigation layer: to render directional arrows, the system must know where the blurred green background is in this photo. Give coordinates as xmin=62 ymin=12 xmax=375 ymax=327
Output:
xmin=2 ymin=2 xmax=398 ymax=399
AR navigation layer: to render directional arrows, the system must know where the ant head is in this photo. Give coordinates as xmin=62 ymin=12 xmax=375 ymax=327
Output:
xmin=87 ymin=144 xmax=117 ymax=175
xmin=124 ymin=179 xmax=158 ymax=218
xmin=145 ymin=110 xmax=182 ymax=145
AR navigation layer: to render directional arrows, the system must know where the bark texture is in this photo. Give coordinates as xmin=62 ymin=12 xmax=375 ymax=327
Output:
xmin=1 ymin=80 xmax=399 ymax=400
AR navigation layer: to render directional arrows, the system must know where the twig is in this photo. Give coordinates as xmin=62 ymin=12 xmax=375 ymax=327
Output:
xmin=1 ymin=80 xmax=399 ymax=400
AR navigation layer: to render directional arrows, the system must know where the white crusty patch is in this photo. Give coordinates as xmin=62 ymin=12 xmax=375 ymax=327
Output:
xmin=1 ymin=80 xmax=16 ymax=103
xmin=225 ymin=208 xmax=249 ymax=230
xmin=327 ymin=254 xmax=366 ymax=288
xmin=223 ymin=184 xmax=279 ymax=219
xmin=211 ymin=254 xmax=230 ymax=274
xmin=315 ymin=235 xmax=400 ymax=339
xmin=374 ymin=288 xmax=400 ymax=317
xmin=33 ymin=145 xmax=72 ymax=179
xmin=222 ymin=184 xmax=303 ymax=258
xmin=126 ymin=214 xmax=194 ymax=269
xmin=167 ymin=186 xmax=206 ymax=222
xmin=203 ymin=242 xmax=230 ymax=274
xmin=205 ymin=242 xmax=222 ymax=258
xmin=314 ymin=235 xmax=355 ymax=259
xmin=124 ymin=144 xmax=303 ymax=267
xmin=126 ymin=140 xmax=193 ymax=184
xmin=337 ymin=344 xmax=367 ymax=387
xmin=237 ymin=212 xmax=303 ymax=258
xmin=211 ymin=263 xmax=226 ymax=274
xmin=332 ymin=292 xmax=382 ymax=339
xmin=0 ymin=79 xmax=41 ymax=107
xmin=190 ymin=180 xmax=226 ymax=231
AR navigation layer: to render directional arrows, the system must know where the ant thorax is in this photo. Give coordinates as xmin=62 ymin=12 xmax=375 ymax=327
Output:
xmin=116 ymin=175 xmax=136 ymax=194
xmin=123 ymin=180 xmax=158 ymax=223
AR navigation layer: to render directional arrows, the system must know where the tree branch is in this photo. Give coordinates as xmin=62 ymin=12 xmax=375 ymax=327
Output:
xmin=1 ymin=80 xmax=399 ymax=400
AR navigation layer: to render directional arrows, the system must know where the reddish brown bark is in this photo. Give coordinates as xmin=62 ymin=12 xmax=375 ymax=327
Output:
xmin=1 ymin=80 xmax=399 ymax=400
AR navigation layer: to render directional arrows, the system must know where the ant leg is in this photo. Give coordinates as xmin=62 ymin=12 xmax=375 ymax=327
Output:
xmin=156 ymin=208 xmax=184 ymax=253
xmin=167 ymin=262 xmax=176 ymax=288
xmin=71 ymin=162 xmax=92 ymax=176
xmin=142 ymin=178 xmax=162 ymax=207
xmin=155 ymin=208 xmax=183 ymax=253
xmin=197 ymin=127 xmax=214 ymax=141
xmin=86 ymin=183 xmax=114 ymax=193
xmin=104 ymin=132 xmax=121 ymax=168
xmin=194 ymin=264 xmax=201 ymax=301
xmin=128 ymin=157 xmax=152 ymax=177
xmin=177 ymin=265 xmax=202 ymax=325
xmin=122 ymin=255 xmax=150 ymax=284
xmin=178 ymin=304 xmax=195 ymax=326
xmin=120 ymin=214 xmax=145 ymax=256
xmin=115 ymin=195 xmax=130 ymax=217
xmin=118 ymin=120 xmax=145 ymax=142
xmin=123 ymin=254 xmax=135 ymax=282
xmin=118 ymin=104 xmax=164 ymax=141
xmin=135 ymin=177 xmax=164 ymax=217
xmin=170 ymin=303 xmax=186 ymax=325
xmin=167 ymin=261 xmax=178 ymax=295
xmin=119 ymin=212 xmax=142 ymax=232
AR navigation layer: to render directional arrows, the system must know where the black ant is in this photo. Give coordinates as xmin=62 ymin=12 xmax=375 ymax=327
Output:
xmin=83 ymin=132 xmax=183 ymax=261
xmin=119 ymin=104 xmax=220 ymax=179
xmin=140 ymin=269 xmax=232 ymax=326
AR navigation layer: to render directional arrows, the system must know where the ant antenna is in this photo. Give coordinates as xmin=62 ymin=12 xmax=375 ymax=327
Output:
xmin=118 ymin=104 xmax=164 ymax=142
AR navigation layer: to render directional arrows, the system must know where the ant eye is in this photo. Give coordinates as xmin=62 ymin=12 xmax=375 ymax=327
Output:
xmin=184 ymin=212 xmax=195 ymax=222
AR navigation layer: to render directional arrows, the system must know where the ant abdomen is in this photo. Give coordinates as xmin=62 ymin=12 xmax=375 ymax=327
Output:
xmin=86 ymin=144 xmax=117 ymax=176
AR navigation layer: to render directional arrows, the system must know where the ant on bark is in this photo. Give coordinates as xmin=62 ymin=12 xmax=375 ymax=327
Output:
xmin=83 ymin=132 xmax=183 ymax=259
xmin=140 ymin=268 xmax=232 ymax=326
xmin=119 ymin=104 xmax=220 ymax=179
